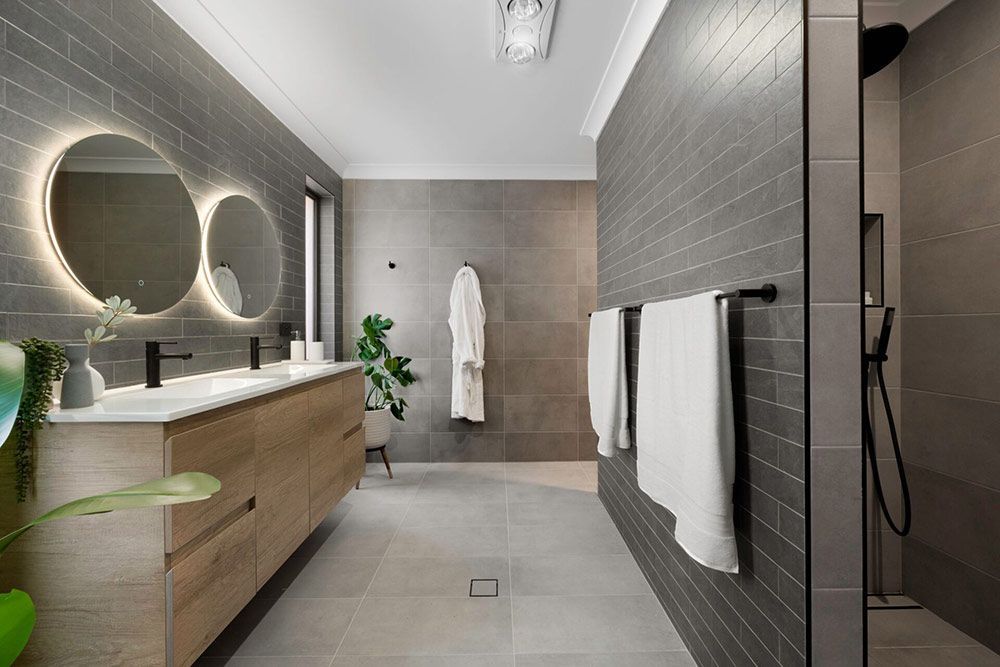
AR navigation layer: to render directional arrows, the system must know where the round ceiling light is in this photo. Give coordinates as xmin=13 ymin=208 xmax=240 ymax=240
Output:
xmin=506 ymin=42 xmax=536 ymax=65
xmin=508 ymin=0 xmax=541 ymax=21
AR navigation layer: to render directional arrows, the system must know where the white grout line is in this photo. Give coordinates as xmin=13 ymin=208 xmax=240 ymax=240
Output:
xmin=329 ymin=463 xmax=428 ymax=663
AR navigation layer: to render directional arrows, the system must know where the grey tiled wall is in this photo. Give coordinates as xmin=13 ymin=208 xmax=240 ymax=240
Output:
xmin=862 ymin=55 xmax=903 ymax=595
xmin=595 ymin=0 xmax=807 ymax=664
xmin=898 ymin=0 xmax=1000 ymax=651
xmin=342 ymin=179 xmax=598 ymax=463
xmin=806 ymin=3 xmax=864 ymax=665
xmin=0 ymin=0 xmax=342 ymax=386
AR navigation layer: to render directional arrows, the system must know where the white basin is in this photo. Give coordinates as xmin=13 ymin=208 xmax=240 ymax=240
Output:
xmin=142 ymin=377 xmax=275 ymax=399
xmin=235 ymin=362 xmax=344 ymax=380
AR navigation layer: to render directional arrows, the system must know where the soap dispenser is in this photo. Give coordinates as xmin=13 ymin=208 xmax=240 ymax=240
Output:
xmin=290 ymin=330 xmax=306 ymax=361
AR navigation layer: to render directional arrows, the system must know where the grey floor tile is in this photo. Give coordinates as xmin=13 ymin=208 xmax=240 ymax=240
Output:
xmin=512 ymin=596 xmax=683 ymax=654
xmin=369 ymin=557 xmax=510 ymax=597
xmin=515 ymin=651 xmax=696 ymax=666
xmin=412 ymin=482 xmax=507 ymax=505
xmin=868 ymin=608 xmax=980 ymax=648
xmin=403 ymin=502 xmax=508 ymax=527
xmin=510 ymin=555 xmax=650 ymax=596
xmin=196 ymin=658 xmax=333 ymax=666
xmin=509 ymin=521 xmax=628 ymax=556
xmin=387 ymin=525 xmax=509 ymax=558
xmin=868 ymin=646 xmax=1000 ymax=666
xmin=258 ymin=557 xmax=381 ymax=599
xmin=312 ymin=506 xmax=409 ymax=558
xmin=507 ymin=501 xmax=607 ymax=526
xmin=207 ymin=597 xmax=360 ymax=657
xmin=339 ymin=597 xmax=514 ymax=656
xmin=422 ymin=463 xmax=508 ymax=485
xmin=333 ymin=656 xmax=514 ymax=666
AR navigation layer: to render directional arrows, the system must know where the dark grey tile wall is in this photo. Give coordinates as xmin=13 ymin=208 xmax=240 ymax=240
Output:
xmin=898 ymin=0 xmax=1000 ymax=652
xmin=342 ymin=179 xmax=598 ymax=463
xmin=806 ymin=4 xmax=864 ymax=665
xmin=594 ymin=0 xmax=807 ymax=664
xmin=862 ymin=52 xmax=903 ymax=594
xmin=0 ymin=0 xmax=342 ymax=386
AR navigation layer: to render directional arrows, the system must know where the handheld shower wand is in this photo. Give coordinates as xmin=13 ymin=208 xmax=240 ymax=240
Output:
xmin=862 ymin=307 xmax=912 ymax=536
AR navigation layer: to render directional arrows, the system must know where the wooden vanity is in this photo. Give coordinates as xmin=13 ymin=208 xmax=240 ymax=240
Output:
xmin=0 ymin=365 xmax=365 ymax=666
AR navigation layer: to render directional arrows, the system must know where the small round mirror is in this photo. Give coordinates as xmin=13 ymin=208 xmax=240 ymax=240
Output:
xmin=46 ymin=134 xmax=201 ymax=314
xmin=202 ymin=195 xmax=281 ymax=318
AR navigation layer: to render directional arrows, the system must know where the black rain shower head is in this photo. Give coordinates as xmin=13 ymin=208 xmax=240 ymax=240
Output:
xmin=863 ymin=22 xmax=909 ymax=78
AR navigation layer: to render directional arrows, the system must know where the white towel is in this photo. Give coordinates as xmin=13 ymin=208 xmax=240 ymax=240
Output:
xmin=211 ymin=265 xmax=243 ymax=316
xmin=588 ymin=308 xmax=630 ymax=457
xmin=448 ymin=266 xmax=486 ymax=421
xmin=636 ymin=291 xmax=738 ymax=573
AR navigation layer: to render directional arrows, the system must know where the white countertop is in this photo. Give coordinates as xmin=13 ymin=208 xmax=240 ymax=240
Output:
xmin=47 ymin=360 xmax=363 ymax=423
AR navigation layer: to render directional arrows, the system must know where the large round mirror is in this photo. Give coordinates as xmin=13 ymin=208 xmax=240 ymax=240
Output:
xmin=202 ymin=195 xmax=281 ymax=318
xmin=47 ymin=134 xmax=201 ymax=314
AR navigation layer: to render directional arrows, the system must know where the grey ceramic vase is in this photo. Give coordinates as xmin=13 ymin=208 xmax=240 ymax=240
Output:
xmin=60 ymin=343 xmax=95 ymax=409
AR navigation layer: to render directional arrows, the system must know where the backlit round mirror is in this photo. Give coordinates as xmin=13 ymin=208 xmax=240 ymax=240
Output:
xmin=47 ymin=134 xmax=200 ymax=314
xmin=202 ymin=195 xmax=281 ymax=318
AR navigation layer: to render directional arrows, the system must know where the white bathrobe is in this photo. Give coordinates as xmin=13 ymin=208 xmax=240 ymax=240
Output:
xmin=448 ymin=266 xmax=486 ymax=421
xmin=211 ymin=265 xmax=243 ymax=316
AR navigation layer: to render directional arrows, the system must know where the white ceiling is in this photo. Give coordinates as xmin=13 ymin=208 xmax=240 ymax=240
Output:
xmin=862 ymin=0 xmax=956 ymax=29
xmin=155 ymin=0 xmax=646 ymax=180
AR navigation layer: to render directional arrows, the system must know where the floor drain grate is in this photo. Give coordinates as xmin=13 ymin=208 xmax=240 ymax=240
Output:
xmin=469 ymin=578 xmax=499 ymax=597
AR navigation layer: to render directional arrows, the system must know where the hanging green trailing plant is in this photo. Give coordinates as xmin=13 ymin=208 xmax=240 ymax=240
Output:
xmin=11 ymin=339 xmax=66 ymax=502
xmin=352 ymin=314 xmax=416 ymax=420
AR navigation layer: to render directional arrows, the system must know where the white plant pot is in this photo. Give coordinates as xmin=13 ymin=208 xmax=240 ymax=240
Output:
xmin=363 ymin=407 xmax=393 ymax=449
xmin=90 ymin=366 xmax=106 ymax=400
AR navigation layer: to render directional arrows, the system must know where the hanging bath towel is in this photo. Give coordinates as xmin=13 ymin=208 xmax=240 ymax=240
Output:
xmin=636 ymin=291 xmax=738 ymax=573
xmin=588 ymin=308 xmax=630 ymax=457
xmin=448 ymin=266 xmax=486 ymax=422
xmin=211 ymin=264 xmax=243 ymax=316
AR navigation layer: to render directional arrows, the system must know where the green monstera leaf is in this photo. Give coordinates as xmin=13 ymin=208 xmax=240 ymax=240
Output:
xmin=0 ymin=473 xmax=220 ymax=664
xmin=0 ymin=342 xmax=25 ymax=447
xmin=0 ymin=472 xmax=221 ymax=554
xmin=0 ymin=589 xmax=34 ymax=667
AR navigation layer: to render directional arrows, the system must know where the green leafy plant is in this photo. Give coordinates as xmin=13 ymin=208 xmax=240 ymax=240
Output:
xmin=85 ymin=295 xmax=136 ymax=347
xmin=10 ymin=339 xmax=66 ymax=503
xmin=352 ymin=314 xmax=416 ymax=421
xmin=0 ymin=472 xmax=221 ymax=663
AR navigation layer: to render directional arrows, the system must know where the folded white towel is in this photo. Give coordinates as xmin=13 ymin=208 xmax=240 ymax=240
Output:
xmin=636 ymin=291 xmax=738 ymax=573
xmin=588 ymin=308 xmax=631 ymax=457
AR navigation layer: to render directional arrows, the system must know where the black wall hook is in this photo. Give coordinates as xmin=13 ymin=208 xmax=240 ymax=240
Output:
xmin=388 ymin=260 xmax=396 ymax=269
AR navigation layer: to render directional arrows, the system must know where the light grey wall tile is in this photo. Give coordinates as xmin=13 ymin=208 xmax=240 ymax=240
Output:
xmin=429 ymin=180 xmax=502 ymax=211
xmin=428 ymin=211 xmax=503 ymax=247
xmin=355 ymin=179 xmax=429 ymax=210
xmin=503 ymin=180 xmax=576 ymax=211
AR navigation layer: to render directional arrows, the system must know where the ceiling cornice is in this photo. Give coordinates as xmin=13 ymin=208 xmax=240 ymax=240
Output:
xmin=579 ymin=0 xmax=672 ymax=141
xmin=155 ymin=0 xmax=351 ymax=175
xmin=343 ymin=163 xmax=596 ymax=181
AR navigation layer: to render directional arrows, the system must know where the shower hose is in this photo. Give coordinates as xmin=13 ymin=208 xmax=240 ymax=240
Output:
xmin=862 ymin=344 xmax=912 ymax=537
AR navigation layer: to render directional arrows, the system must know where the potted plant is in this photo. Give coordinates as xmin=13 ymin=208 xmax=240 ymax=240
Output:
xmin=81 ymin=296 xmax=137 ymax=401
xmin=353 ymin=314 xmax=416 ymax=449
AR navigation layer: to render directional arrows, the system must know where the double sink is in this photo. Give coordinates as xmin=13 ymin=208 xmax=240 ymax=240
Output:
xmin=48 ymin=360 xmax=362 ymax=423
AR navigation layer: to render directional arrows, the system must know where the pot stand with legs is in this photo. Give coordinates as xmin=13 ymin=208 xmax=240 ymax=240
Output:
xmin=357 ymin=406 xmax=393 ymax=488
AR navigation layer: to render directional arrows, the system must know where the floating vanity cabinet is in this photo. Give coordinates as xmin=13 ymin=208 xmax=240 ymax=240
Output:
xmin=254 ymin=391 xmax=310 ymax=587
xmin=0 ymin=365 xmax=364 ymax=666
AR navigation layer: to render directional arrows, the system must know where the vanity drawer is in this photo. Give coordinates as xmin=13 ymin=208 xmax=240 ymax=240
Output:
xmin=308 ymin=380 xmax=344 ymax=530
xmin=165 ymin=410 xmax=256 ymax=552
xmin=343 ymin=426 xmax=365 ymax=494
xmin=255 ymin=392 xmax=310 ymax=587
xmin=169 ymin=510 xmax=255 ymax=667
xmin=342 ymin=371 xmax=365 ymax=430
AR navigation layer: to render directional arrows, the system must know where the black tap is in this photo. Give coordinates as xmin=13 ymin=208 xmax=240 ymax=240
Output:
xmin=249 ymin=336 xmax=283 ymax=370
xmin=145 ymin=341 xmax=193 ymax=388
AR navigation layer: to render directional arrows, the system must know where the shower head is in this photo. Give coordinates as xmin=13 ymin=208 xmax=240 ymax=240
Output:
xmin=863 ymin=22 xmax=909 ymax=78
